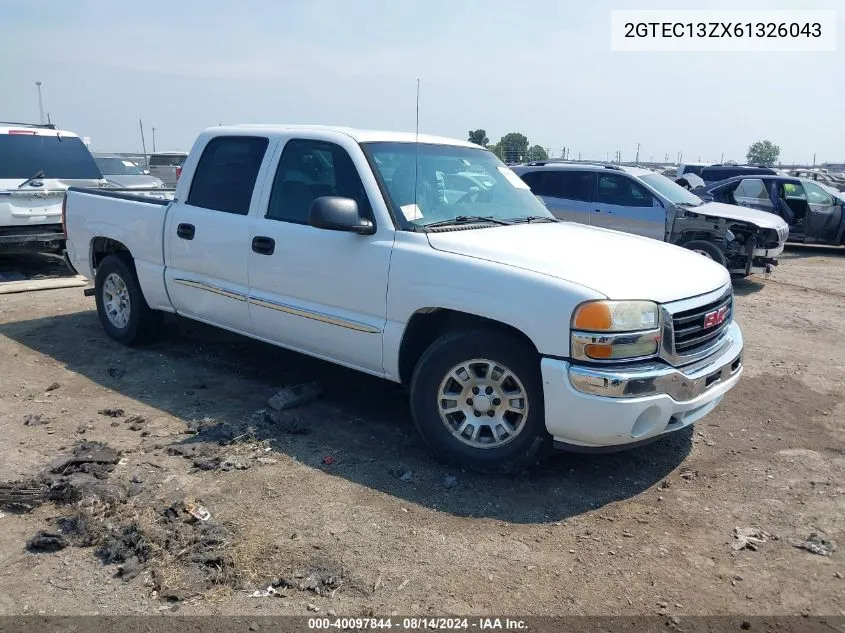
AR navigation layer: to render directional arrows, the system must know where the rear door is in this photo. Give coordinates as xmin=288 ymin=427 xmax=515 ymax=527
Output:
xmin=594 ymin=173 xmax=664 ymax=239
xmin=163 ymin=135 xmax=274 ymax=331
xmin=731 ymin=178 xmax=775 ymax=213
xmin=801 ymin=180 xmax=842 ymax=243
xmin=520 ymin=170 xmax=595 ymax=224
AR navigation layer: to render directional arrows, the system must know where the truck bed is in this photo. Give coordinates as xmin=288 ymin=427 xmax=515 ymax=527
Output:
xmin=64 ymin=187 xmax=173 ymax=311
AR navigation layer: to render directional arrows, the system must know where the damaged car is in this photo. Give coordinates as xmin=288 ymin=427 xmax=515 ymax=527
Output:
xmin=696 ymin=174 xmax=845 ymax=247
xmin=513 ymin=162 xmax=789 ymax=276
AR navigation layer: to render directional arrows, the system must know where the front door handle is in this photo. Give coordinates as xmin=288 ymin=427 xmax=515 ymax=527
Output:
xmin=176 ymin=223 xmax=195 ymax=240
xmin=252 ymin=236 xmax=275 ymax=256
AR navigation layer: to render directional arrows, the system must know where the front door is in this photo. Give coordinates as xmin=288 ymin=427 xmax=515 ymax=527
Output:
xmin=801 ymin=180 xmax=843 ymax=244
xmin=594 ymin=173 xmax=665 ymax=240
xmin=164 ymin=135 xmax=272 ymax=331
xmin=246 ymin=137 xmax=392 ymax=374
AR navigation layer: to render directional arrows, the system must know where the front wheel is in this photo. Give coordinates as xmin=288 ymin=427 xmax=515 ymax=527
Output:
xmin=409 ymin=328 xmax=549 ymax=472
xmin=94 ymin=253 xmax=161 ymax=345
xmin=683 ymin=240 xmax=728 ymax=268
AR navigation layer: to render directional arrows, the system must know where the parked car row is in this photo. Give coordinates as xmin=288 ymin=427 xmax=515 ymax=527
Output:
xmin=512 ymin=161 xmax=788 ymax=276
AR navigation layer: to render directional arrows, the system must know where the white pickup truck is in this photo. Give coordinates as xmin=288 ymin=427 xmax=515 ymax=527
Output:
xmin=64 ymin=125 xmax=743 ymax=471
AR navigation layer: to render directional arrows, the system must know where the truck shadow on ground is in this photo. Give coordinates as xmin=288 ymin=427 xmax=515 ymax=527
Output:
xmin=0 ymin=253 xmax=77 ymax=283
xmin=0 ymin=309 xmax=691 ymax=524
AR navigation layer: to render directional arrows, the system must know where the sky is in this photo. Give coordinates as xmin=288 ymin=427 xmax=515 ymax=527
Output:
xmin=1 ymin=0 xmax=842 ymax=164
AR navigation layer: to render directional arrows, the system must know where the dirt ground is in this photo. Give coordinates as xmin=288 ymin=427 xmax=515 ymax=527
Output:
xmin=0 ymin=248 xmax=843 ymax=617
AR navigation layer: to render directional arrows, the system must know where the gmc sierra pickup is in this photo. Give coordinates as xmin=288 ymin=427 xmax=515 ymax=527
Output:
xmin=64 ymin=125 xmax=743 ymax=471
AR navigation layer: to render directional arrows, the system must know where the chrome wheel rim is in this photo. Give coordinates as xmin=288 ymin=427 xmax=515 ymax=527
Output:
xmin=692 ymin=249 xmax=714 ymax=259
xmin=437 ymin=358 xmax=529 ymax=449
xmin=103 ymin=272 xmax=131 ymax=329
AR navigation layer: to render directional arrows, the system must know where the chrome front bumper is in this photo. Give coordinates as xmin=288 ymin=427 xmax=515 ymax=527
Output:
xmin=568 ymin=321 xmax=743 ymax=401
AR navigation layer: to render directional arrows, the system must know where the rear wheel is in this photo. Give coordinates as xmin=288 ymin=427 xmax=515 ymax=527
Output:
xmin=94 ymin=253 xmax=161 ymax=345
xmin=684 ymin=240 xmax=728 ymax=268
xmin=409 ymin=328 xmax=549 ymax=472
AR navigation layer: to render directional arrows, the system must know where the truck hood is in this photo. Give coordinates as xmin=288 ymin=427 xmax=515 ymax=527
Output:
xmin=426 ymin=222 xmax=731 ymax=303
xmin=691 ymin=201 xmax=787 ymax=230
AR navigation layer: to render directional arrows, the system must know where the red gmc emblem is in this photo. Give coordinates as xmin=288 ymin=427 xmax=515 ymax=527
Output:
xmin=703 ymin=306 xmax=729 ymax=329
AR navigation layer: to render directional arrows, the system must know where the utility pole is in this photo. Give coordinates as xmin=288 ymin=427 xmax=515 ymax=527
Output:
xmin=578 ymin=152 xmax=581 ymax=161
xmin=635 ymin=142 xmax=640 ymax=165
xmin=812 ymin=153 xmax=816 ymax=167
xmin=139 ymin=119 xmax=149 ymax=168
xmin=720 ymin=152 xmax=724 ymax=163
xmin=152 ymin=127 xmax=156 ymax=153
xmin=35 ymin=81 xmax=45 ymax=124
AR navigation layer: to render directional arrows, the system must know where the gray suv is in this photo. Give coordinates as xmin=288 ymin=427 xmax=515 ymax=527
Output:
xmin=511 ymin=162 xmax=789 ymax=276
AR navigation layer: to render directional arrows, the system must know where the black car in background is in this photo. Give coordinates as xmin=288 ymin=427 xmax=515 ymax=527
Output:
xmin=698 ymin=165 xmax=778 ymax=185
xmin=696 ymin=175 xmax=845 ymax=246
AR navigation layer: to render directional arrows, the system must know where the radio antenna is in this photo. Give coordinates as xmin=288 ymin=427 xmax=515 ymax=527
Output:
xmin=413 ymin=78 xmax=420 ymax=218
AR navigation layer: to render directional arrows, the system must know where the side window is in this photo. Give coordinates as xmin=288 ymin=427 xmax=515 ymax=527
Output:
xmin=735 ymin=178 xmax=768 ymax=200
xmin=597 ymin=174 xmax=652 ymax=207
xmin=545 ymin=171 xmax=594 ymax=202
xmin=783 ymin=182 xmax=807 ymax=200
xmin=802 ymin=181 xmax=834 ymax=206
xmin=266 ymin=139 xmax=372 ymax=224
xmin=187 ymin=137 xmax=269 ymax=215
xmin=518 ymin=171 xmax=550 ymax=195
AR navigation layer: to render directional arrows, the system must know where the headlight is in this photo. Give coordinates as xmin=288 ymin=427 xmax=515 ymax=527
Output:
xmin=571 ymin=300 xmax=661 ymax=362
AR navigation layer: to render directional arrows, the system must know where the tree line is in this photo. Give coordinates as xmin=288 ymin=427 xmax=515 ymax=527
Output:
xmin=468 ymin=129 xmax=548 ymax=163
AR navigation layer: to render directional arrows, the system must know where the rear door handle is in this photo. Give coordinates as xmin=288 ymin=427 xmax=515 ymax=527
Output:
xmin=252 ymin=236 xmax=275 ymax=256
xmin=176 ymin=223 xmax=195 ymax=240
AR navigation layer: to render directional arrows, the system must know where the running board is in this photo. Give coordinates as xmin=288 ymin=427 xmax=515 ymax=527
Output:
xmin=83 ymin=287 xmax=95 ymax=297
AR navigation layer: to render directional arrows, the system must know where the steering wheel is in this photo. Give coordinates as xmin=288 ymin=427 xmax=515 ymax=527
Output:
xmin=455 ymin=186 xmax=491 ymax=205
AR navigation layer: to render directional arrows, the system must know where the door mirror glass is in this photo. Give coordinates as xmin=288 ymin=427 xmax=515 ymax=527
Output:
xmin=308 ymin=196 xmax=375 ymax=235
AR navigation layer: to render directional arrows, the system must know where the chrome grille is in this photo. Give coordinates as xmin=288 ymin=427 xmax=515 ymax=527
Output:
xmin=660 ymin=286 xmax=734 ymax=367
xmin=672 ymin=293 xmax=732 ymax=355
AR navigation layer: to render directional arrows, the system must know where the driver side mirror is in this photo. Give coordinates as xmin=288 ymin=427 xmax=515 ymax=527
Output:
xmin=308 ymin=197 xmax=375 ymax=235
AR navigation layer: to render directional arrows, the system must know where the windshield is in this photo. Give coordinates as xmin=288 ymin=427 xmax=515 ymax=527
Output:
xmin=0 ymin=134 xmax=102 ymax=180
xmin=95 ymin=157 xmax=144 ymax=176
xmin=640 ymin=173 xmax=703 ymax=206
xmin=362 ymin=142 xmax=551 ymax=227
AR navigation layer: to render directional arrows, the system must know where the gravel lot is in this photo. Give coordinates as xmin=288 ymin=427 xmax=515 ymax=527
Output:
xmin=0 ymin=247 xmax=843 ymax=616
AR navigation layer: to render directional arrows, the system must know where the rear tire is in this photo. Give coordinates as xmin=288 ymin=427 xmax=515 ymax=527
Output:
xmin=409 ymin=328 xmax=549 ymax=473
xmin=94 ymin=253 xmax=161 ymax=346
xmin=684 ymin=240 xmax=728 ymax=268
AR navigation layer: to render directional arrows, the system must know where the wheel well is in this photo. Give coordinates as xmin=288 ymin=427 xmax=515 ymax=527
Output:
xmin=674 ymin=231 xmax=723 ymax=247
xmin=91 ymin=237 xmax=131 ymax=271
xmin=397 ymin=309 xmax=537 ymax=385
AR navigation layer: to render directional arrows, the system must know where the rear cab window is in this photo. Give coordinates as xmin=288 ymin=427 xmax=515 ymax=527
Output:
xmin=186 ymin=136 xmax=269 ymax=215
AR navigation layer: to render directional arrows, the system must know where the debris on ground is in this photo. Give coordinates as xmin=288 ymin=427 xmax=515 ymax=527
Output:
xmin=107 ymin=367 xmax=126 ymax=379
xmin=51 ymin=442 xmax=120 ymax=477
xmin=23 ymin=414 xmax=50 ymax=426
xmin=267 ymin=382 xmax=322 ymax=412
xmin=125 ymin=415 xmax=147 ymax=431
xmin=27 ymin=530 xmax=68 ymax=553
xmin=248 ymin=585 xmax=280 ymax=598
xmin=443 ymin=475 xmax=458 ymax=489
xmin=399 ymin=471 xmax=413 ymax=483
xmin=322 ymin=456 xmax=335 ymax=465
xmin=185 ymin=501 xmax=211 ymax=522
xmin=0 ymin=480 xmax=49 ymax=510
xmin=45 ymin=382 xmax=61 ymax=392
xmin=732 ymin=527 xmax=773 ymax=551
xmin=184 ymin=417 xmax=217 ymax=435
xmin=98 ymin=408 xmax=124 ymax=418
xmin=680 ymin=470 xmax=697 ymax=481
xmin=168 ymin=416 xmax=278 ymax=472
xmin=793 ymin=533 xmax=836 ymax=556
xmin=263 ymin=409 xmax=310 ymax=434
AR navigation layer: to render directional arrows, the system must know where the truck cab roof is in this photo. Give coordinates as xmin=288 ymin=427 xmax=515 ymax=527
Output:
xmin=207 ymin=125 xmax=479 ymax=149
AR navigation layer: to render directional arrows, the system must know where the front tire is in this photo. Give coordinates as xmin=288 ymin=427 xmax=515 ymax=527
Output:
xmin=409 ymin=328 xmax=549 ymax=472
xmin=94 ymin=253 xmax=161 ymax=346
xmin=684 ymin=240 xmax=728 ymax=268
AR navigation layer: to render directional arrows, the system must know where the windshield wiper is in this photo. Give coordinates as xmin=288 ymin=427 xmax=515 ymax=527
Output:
xmin=423 ymin=215 xmax=513 ymax=229
xmin=17 ymin=170 xmax=45 ymax=189
xmin=509 ymin=215 xmax=559 ymax=224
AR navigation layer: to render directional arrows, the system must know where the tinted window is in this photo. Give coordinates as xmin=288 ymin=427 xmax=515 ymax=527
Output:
xmin=518 ymin=170 xmax=549 ymax=194
xmin=783 ymin=182 xmax=806 ymax=200
xmin=802 ymin=181 xmax=834 ymax=206
xmin=597 ymin=174 xmax=652 ymax=207
xmin=734 ymin=178 xmax=769 ymax=200
xmin=681 ymin=165 xmax=705 ymax=176
xmin=0 ymin=134 xmax=101 ymax=180
xmin=545 ymin=171 xmax=594 ymax=202
xmin=701 ymin=166 xmax=776 ymax=182
xmin=187 ymin=136 xmax=268 ymax=215
xmin=149 ymin=153 xmax=187 ymax=167
xmin=267 ymin=139 xmax=372 ymax=224
xmin=95 ymin=157 xmax=144 ymax=176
